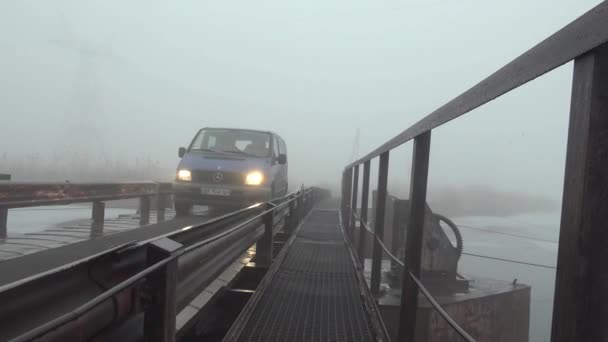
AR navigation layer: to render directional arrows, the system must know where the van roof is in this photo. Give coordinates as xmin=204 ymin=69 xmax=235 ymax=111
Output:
xmin=201 ymin=127 xmax=280 ymax=137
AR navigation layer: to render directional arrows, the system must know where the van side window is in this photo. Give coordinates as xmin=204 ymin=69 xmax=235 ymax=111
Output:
xmin=272 ymin=136 xmax=279 ymax=159
xmin=278 ymin=137 xmax=287 ymax=156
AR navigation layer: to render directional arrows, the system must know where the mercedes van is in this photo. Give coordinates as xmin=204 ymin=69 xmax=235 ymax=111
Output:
xmin=173 ymin=128 xmax=288 ymax=215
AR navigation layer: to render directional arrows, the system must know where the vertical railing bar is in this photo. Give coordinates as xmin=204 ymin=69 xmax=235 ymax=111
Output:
xmin=551 ymin=43 xmax=608 ymax=342
xmin=359 ymin=161 xmax=371 ymax=263
xmin=350 ymin=165 xmax=360 ymax=241
xmin=144 ymin=238 xmax=182 ymax=342
xmin=0 ymin=206 xmax=8 ymax=238
xmin=371 ymin=151 xmax=390 ymax=295
xmin=398 ymin=131 xmax=431 ymax=342
xmin=139 ymin=196 xmax=151 ymax=226
xmin=343 ymin=168 xmax=353 ymax=232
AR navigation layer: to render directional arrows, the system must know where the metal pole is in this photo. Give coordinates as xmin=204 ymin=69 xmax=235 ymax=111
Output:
xmin=157 ymin=194 xmax=167 ymax=222
xmin=391 ymin=200 xmax=408 ymax=269
xmin=91 ymin=201 xmax=105 ymax=237
xmin=398 ymin=131 xmax=431 ymax=342
xmin=551 ymin=44 xmax=608 ymax=342
xmin=144 ymin=238 xmax=182 ymax=342
xmin=371 ymin=152 xmax=390 ymax=295
xmin=256 ymin=203 xmax=274 ymax=267
xmin=359 ymin=161 xmax=371 ymax=263
xmin=0 ymin=207 xmax=7 ymax=238
xmin=139 ymin=197 xmax=151 ymax=226
xmin=287 ymin=193 xmax=296 ymax=232
xmin=350 ymin=165 xmax=360 ymax=241
xmin=343 ymin=168 xmax=353 ymax=230
xmin=92 ymin=201 xmax=105 ymax=224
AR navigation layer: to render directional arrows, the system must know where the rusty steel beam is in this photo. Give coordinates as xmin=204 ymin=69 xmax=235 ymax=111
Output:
xmin=551 ymin=43 xmax=608 ymax=342
xmin=0 ymin=182 xmax=172 ymax=208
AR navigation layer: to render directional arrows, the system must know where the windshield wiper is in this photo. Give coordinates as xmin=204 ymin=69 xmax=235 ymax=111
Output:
xmin=221 ymin=150 xmax=258 ymax=157
xmin=191 ymin=148 xmax=223 ymax=154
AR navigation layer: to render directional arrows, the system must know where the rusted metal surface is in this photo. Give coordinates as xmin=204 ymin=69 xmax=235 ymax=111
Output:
xmin=551 ymin=43 xmax=608 ymax=342
xmin=346 ymin=1 xmax=608 ymax=170
xmin=379 ymin=278 xmax=530 ymax=342
xmin=0 ymin=208 xmax=183 ymax=263
xmin=0 ymin=182 xmax=166 ymax=208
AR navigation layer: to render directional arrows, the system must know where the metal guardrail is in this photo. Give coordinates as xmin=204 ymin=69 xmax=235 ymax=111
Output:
xmin=0 ymin=181 xmax=173 ymax=237
xmin=341 ymin=2 xmax=608 ymax=342
xmin=0 ymin=186 xmax=326 ymax=342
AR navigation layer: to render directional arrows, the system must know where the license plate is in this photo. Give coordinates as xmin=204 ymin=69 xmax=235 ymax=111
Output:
xmin=201 ymin=188 xmax=231 ymax=196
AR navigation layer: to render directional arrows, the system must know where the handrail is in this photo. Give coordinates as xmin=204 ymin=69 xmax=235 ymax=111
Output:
xmin=351 ymin=211 xmax=475 ymax=342
xmin=1 ymin=186 xmax=323 ymax=342
xmin=346 ymin=1 xmax=608 ymax=170
xmin=0 ymin=181 xmax=173 ymax=236
xmin=9 ymin=253 xmax=178 ymax=342
xmin=0 ymin=181 xmax=170 ymax=208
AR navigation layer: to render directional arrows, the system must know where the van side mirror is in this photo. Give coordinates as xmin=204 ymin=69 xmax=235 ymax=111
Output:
xmin=178 ymin=147 xmax=186 ymax=158
xmin=278 ymin=154 xmax=287 ymax=165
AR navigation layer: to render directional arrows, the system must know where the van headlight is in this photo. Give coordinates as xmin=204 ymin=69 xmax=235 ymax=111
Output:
xmin=177 ymin=169 xmax=192 ymax=181
xmin=245 ymin=171 xmax=264 ymax=185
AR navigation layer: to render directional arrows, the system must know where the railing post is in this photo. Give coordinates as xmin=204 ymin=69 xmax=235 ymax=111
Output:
xmin=371 ymin=152 xmax=390 ymax=295
xmin=349 ymin=165 xmax=360 ymax=241
xmin=157 ymin=194 xmax=167 ymax=222
xmin=92 ymin=201 xmax=105 ymax=224
xmin=140 ymin=196 xmax=151 ymax=226
xmin=0 ymin=207 xmax=7 ymax=238
xmin=391 ymin=200 xmax=408 ymax=270
xmin=551 ymin=44 xmax=608 ymax=342
xmin=144 ymin=237 xmax=182 ymax=342
xmin=358 ymin=160 xmax=371 ymax=263
xmin=257 ymin=203 xmax=274 ymax=267
xmin=287 ymin=194 xmax=296 ymax=232
xmin=91 ymin=201 xmax=105 ymax=237
xmin=398 ymin=131 xmax=431 ymax=342
xmin=343 ymin=169 xmax=353 ymax=230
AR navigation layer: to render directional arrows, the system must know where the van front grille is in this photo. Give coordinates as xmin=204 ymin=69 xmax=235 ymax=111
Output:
xmin=191 ymin=170 xmax=245 ymax=185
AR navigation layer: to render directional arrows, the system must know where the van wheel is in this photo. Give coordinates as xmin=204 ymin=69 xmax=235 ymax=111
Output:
xmin=174 ymin=202 xmax=192 ymax=216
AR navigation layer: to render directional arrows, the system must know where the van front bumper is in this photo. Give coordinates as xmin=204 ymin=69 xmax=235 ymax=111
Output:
xmin=173 ymin=182 xmax=272 ymax=207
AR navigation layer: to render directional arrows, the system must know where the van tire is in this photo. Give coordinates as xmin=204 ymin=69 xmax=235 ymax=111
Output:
xmin=175 ymin=202 xmax=192 ymax=216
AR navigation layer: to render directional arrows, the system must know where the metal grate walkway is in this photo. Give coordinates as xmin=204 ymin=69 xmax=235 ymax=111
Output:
xmin=233 ymin=209 xmax=376 ymax=342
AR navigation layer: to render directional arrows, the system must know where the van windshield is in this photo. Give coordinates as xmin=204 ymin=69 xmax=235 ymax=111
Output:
xmin=189 ymin=129 xmax=271 ymax=158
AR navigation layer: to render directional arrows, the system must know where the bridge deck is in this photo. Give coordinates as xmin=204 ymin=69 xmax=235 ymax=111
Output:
xmin=231 ymin=207 xmax=377 ymax=342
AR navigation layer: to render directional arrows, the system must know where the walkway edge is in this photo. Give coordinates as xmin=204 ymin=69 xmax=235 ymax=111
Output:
xmin=222 ymin=211 xmax=312 ymax=342
xmin=339 ymin=212 xmax=391 ymax=342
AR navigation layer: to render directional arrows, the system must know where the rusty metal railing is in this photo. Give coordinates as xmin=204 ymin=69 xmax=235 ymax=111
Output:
xmin=0 ymin=181 xmax=173 ymax=237
xmin=341 ymin=2 xmax=608 ymax=341
xmin=2 ymin=186 xmax=327 ymax=342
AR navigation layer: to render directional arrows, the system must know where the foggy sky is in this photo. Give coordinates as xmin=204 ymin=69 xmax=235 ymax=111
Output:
xmin=0 ymin=0 xmax=602 ymax=201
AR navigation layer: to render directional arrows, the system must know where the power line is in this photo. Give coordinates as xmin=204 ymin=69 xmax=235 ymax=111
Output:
xmin=458 ymin=224 xmax=558 ymax=244
xmin=462 ymin=252 xmax=556 ymax=269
